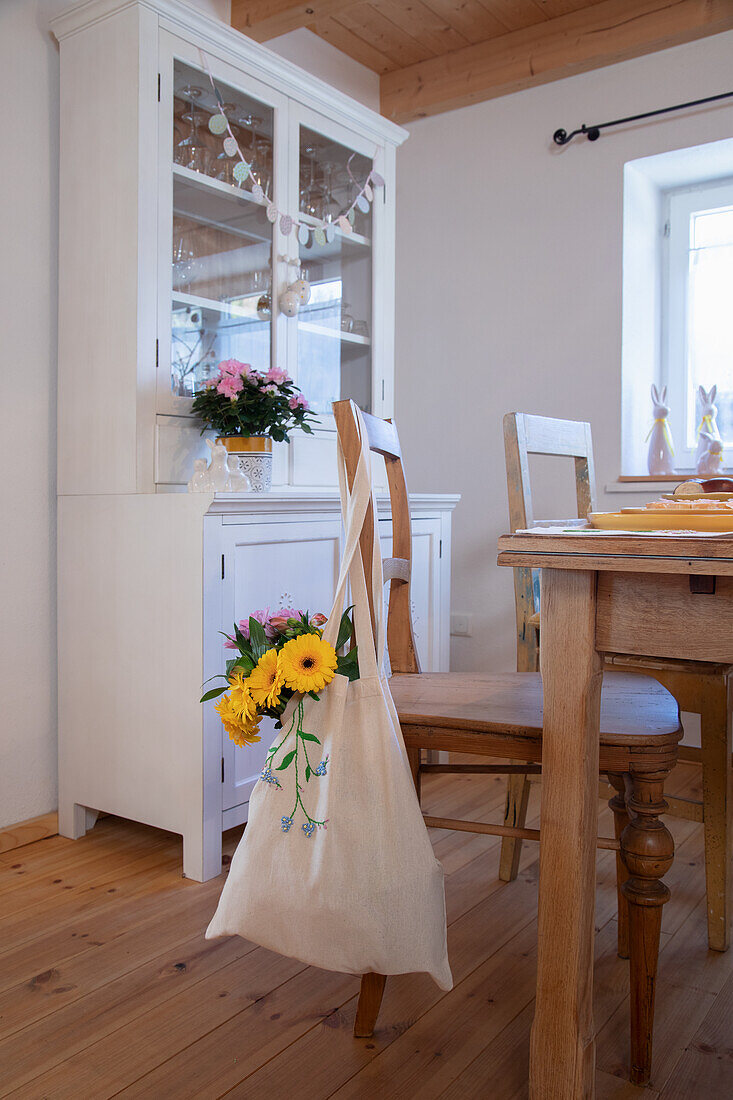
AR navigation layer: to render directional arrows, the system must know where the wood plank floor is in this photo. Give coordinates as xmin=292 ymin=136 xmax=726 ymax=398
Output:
xmin=1 ymin=762 xmax=731 ymax=1099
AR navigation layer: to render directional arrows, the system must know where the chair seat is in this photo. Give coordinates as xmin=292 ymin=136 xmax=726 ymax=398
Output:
xmin=390 ymin=671 xmax=681 ymax=748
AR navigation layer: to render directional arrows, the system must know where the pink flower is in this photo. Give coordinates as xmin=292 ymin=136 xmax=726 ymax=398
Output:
xmin=269 ymin=608 xmax=304 ymax=633
xmin=311 ymin=613 xmax=327 ymax=627
xmin=219 ymin=359 xmax=252 ymax=379
xmin=223 ymin=609 xmax=277 ymax=648
xmin=216 ymin=374 xmax=244 ymax=398
xmin=263 ymin=384 xmax=278 ymax=394
xmin=288 ymin=394 xmax=309 ymax=411
xmin=265 ymin=366 xmax=290 ymax=385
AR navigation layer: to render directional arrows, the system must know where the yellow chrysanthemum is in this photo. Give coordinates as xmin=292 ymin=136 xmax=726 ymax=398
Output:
xmin=248 ymin=647 xmax=285 ymax=708
xmin=215 ymin=691 xmax=262 ymax=747
xmin=279 ymin=633 xmax=337 ymax=694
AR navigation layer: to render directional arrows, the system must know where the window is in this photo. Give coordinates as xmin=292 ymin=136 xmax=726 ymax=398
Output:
xmin=663 ymin=180 xmax=733 ymax=461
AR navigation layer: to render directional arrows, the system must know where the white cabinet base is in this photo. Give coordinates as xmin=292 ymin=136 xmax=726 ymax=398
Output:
xmin=58 ymin=490 xmax=458 ymax=881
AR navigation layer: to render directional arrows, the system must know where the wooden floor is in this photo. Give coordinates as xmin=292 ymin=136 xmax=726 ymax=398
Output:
xmin=1 ymin=762 xmax=731 ymax=1099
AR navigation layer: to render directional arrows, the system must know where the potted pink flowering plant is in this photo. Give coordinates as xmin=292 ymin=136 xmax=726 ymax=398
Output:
xmin=191 ymin=360 xmax=317 ymax=491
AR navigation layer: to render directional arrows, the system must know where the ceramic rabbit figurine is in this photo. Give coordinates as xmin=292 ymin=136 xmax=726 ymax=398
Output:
xmin=187 ymin=457 xmax=209 ymax=493
xmin=697 ymin=431 xmax=724 ymax=477
xmin=647 ymin=384 xmax=676 ymax=476
xmin=206 ymin=439 xmax=231 ymax=493
xmin=695 ymin=385 xmax=720 ymax=470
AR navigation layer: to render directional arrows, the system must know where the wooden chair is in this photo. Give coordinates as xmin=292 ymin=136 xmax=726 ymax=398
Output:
xmin=333 ymin=399 xmax=682 ymax=1087
xmin=500 ymin=412 xmax=732 ymax=955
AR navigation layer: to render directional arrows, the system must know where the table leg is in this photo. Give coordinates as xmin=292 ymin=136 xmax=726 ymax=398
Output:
xmin=530 ymin=568 xmax=602 ymax=1099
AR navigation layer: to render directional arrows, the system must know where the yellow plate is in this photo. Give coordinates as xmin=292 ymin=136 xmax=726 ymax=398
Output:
xmin=589 ymin=512 xmax=733 ymax=532
xmin=619 ymin=506 xmax=733 ymax=515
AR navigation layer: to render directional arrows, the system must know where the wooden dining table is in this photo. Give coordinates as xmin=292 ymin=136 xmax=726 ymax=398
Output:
xmin=496 ymin=528 xmax=733 ymax=1099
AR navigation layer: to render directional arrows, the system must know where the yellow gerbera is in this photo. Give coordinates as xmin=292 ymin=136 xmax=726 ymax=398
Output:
xmin=279 ymin=633 xmax=337 ymax=694
xmin=215 ymin=691 xmax=262 ymax=747
xmin=248 ymin=647 xmax=285 ymax=708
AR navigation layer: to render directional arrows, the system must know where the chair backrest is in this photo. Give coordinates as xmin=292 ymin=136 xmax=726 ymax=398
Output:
xmin=503 ymin=412 xmax=597 ymax=671
xmin=333 ymin=399 xmax=420 ymax=675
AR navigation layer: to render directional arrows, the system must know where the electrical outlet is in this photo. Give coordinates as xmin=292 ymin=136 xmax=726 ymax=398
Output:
xmin=450 ymin=613 xmax=472 ymax=637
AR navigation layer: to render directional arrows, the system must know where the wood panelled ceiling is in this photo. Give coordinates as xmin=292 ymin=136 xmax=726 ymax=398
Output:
xmin=231 ymin=0 xmax=733 ymax=123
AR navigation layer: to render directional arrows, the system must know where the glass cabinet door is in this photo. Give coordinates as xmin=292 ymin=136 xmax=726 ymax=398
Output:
xmin=293 ymin=121 xmax=375 ymax=417
xmin=159 ymin=49 xmax=283 ymax=411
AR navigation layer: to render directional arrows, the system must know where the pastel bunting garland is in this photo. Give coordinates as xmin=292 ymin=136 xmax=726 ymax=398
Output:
xmin=198 ymin=50 xmax=384 ymax=245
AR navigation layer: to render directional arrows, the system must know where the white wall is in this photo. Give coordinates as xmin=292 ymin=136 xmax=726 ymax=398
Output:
xmin=0 ymin=0 xmax=368 ymax=830
xmin=394 ymin=30 xmax=733 ymax=675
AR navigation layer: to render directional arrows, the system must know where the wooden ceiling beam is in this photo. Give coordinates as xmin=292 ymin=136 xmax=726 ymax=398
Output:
xmin=380 ymin=0 xmax=733 ymax=123
xmin=231 ymin=0 xmax=359 ymax=43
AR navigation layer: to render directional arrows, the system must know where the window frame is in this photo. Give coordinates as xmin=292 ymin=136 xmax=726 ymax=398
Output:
xmin=661 ymin=177 xmax=733 ymax=463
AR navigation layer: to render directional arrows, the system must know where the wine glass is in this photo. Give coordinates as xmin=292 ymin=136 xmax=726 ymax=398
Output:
xmin=300 ymin=144 xmax=325 ymax=218
xmin=172 ymin=230 xmax=195 ymax=291
xmin=238 ymin=113 xmax=266 ymax=191
xmin=318 ymin=161 xmax=339 ymax=223
xmin=176 ymin=85 xmax=210 ymax=175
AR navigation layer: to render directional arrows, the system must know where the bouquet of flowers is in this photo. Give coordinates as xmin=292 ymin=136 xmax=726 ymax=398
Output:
xmin=191 ymin=360 xmax=318 ymax=442
xmin=202 ymin=607 xmax=359 ymax=836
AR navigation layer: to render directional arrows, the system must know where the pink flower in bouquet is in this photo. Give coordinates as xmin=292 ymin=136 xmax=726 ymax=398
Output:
xmin=223 ymin=608 xmax=277 ymax=648
xmin=263 ymin=384 xmax=278 ymax=395
xmin=311 ymin=613 xmax=327 ymax=627
xmin=265 ymin=366 xmax=290 ymax=385
xmin=269 ymin=608 xmax=304 ymax=633
xmin=288 ymin=394 xmax=309 ymax=411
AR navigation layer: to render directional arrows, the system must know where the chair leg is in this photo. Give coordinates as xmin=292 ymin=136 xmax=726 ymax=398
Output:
xmin=700 ymin=674 xmax=732 ymax=952
xmin=353 ymin=973 xmax=387 ymax=1037
xmin=499 ymin=771 xmax=532 ymax=882
xmin=607 ymin=772 xmax=631 ymax=959
xmin=620 ymin=768 xmax=675 ymax=1087
xmin=406 ymin=746 xmax=421 ymax=799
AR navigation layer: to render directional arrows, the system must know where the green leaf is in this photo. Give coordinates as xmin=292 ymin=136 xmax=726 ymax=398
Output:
xmin=276 ymin=749 xmax=296 ymax=770
xmin=248 ymin=617 xmax=269 ymax=659
xmin=336 ymin=606 xmax=354 ymax=651
xmin=307 ymin=690 xmax=320 ymax=701
xmin=305 ymin=764 xmax=311 ymax=782
xmin=200 ymin=685 xmax=228 ymax=703
xmin=299 ymin=732 xmax=321 ymax=744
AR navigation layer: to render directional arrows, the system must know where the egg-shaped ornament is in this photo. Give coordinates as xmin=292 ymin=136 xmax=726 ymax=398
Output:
xmin=266 ymin=202 xmax=278 ymax=223
xmin=278 ymin=287 xmax=300 ymax=317
xmin=292 ymin=278 xmax=311 ymax=305
xmin=356 ymin=194 xmax=370 ymax=214
xmin=223 ymin=136 xmax=238 ymax=157
xmin=252 ymin=183 xmax=264 ymax=202
xmin=280 ymin=213 xmax=293 ymax=236
xmin=298 ymin=223 xmax=310 ymax=246
xmin=256 ymin=293 xmax=272 ymax=321
xmin=232 ymin=160 xmax=250 ymax=184
xmin=324 ymin=223 xmax=336 ymax=244
xmin=208 ymin=113 xmax=228 ymax=135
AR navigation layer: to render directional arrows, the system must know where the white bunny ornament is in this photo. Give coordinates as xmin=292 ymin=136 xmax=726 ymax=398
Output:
xmin=187 ymin=457 xmax=209 ymax=493
xmin=697 ymin=432 xmax=724 ymax=477
xmin=647 ymin=384 xmax=676 ymax=476
xmin=206 ymin=439 xmax=232 ymax=492
xmin=695 ymin=385 xmax=721 ymax=472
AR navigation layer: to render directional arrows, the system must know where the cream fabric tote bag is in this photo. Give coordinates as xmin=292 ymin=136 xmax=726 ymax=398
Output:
xmin=206 ymin=409 xmax=452 ymax=992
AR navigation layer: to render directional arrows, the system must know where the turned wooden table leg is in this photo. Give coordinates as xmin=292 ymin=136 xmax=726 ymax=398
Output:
xmin=353 ymin=973 xmax=387 ymax=1037
xmin=621 ymin=768 xmax=675 ymax=1087
xmin=530 ymin=568 xmax=602 ymax=1099
xmin=700 ymin=673 xmax=732 ymax=952
xmin=607 ymin=773 xmax=631 ymax=959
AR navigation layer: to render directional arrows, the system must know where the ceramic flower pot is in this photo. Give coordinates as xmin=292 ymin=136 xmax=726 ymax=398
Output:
xmin=217 ymin=436 xmax=273 ymax=492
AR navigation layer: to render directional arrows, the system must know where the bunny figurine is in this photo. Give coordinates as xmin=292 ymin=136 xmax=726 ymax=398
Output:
xmin=647 ymin=384 xmax=676 ymax=476
xmin=206 ymin=439 xmax=231 ymax=493
xmin=226 ymin=463 xmax=250 ymax=493
xmin=695 ymin=385 xmax=720 ymax=470
xmin=697 ymin=432 xmax=724 ymax=477
xmin=187 ymin=457 xmax=210 ymax=493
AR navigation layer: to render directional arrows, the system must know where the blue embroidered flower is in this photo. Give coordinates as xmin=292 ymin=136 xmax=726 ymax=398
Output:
xmin=260 ymin=766 xmax=282 ymax=789
xmin=314 ymin=755 xmax=329 ymax=777
xmin=281 ymin=816 xmax=293 ymax=832
xmin=302 ymin=822 xmax=316 ymax=837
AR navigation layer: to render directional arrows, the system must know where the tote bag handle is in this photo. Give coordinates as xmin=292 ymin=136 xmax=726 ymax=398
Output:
xmin=323 ymin=406 xmax=385 ymax=680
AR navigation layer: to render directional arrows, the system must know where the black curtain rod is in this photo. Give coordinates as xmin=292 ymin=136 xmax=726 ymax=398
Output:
xmin=553 ymin=89 xmax=733 ymax=146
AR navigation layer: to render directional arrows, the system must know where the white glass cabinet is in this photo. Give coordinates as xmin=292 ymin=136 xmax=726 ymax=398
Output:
xmin=53 ymin=0 xmax=459 ymax=882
